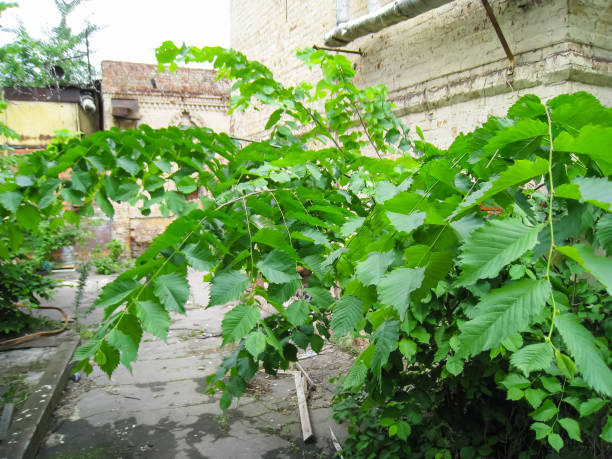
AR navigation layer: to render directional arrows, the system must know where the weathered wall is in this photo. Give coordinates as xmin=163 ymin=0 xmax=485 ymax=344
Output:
xmin=229 ymin=0 xmax=612 ymax=146
xmin=101 ymin=61 xmax=230 ymax=132
xmin=101 ymin=61 xmax=230 ymax=257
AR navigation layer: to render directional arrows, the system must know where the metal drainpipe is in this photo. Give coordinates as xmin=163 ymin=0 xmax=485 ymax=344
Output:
xmin=336 ymin=0 xmax=349 ymax=24
xmin=326 ymin=0 xmax=454 ymax=47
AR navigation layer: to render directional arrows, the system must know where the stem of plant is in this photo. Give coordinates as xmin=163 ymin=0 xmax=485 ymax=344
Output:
xmin=544 ymin=106 xmax=558 ymax=342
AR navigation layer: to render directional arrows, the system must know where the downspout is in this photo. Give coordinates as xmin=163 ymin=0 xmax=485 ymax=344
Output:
xmin=336 ymin=0 xmax=349 ymax=24
xmin=325 ymin=0 xmax=455 ymax=47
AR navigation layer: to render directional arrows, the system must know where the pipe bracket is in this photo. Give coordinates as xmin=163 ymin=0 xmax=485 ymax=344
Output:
xmin=481 ymin=0 xmax=515 ymax=74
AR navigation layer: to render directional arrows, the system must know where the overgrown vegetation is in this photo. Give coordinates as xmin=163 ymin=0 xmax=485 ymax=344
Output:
xmin=91 ymin=239 xmax=128 ymax=274
xmin=0 ymin=221 xmax=87 ymax=335
xmin=0 ymin=43 xmax=610 ymax=456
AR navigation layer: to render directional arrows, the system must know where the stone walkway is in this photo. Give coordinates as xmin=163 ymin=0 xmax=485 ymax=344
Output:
xmin=32 ymin=270 xmax=350 ymax=458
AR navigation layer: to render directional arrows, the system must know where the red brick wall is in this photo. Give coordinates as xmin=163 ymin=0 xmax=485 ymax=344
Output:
xmin=101 ymin=61 xmax=229 ymax=97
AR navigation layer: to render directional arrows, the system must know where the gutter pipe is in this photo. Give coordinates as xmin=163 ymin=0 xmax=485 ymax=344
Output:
xmin=325 ymin=0 xmax=455 ymax=47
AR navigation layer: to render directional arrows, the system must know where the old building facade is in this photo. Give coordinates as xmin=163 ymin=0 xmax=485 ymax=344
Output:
xmin=101 ymin=61 xmax=230 ymax=257
xmin=229 ymin=0 xmax=612 ymax=147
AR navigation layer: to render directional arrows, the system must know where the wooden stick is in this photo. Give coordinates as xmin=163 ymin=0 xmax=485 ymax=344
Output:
xmin=329 ymin=426 xmax=344 ymax=458
xmin=295 ymin=362 xmax=316 ymax=390
xmin=294 ymin=373 xmax=313 ymax=442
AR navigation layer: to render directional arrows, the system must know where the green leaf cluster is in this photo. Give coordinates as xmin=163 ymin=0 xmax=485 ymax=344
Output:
xmin=1 ymin=44 xmax=611 ymax=457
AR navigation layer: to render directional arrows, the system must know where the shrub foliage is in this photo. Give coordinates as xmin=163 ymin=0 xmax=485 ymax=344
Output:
xmin=0 ymin=44 xmax=610 ymax=455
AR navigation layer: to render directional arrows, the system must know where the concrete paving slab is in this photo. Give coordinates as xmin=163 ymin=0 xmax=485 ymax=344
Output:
xmin=33 ymin=270 xmax=350 ymax=458
xmin=0 ymin=332 xmax=79 ymax=459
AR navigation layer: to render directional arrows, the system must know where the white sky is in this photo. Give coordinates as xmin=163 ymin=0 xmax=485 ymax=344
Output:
xmin=0 ymin=0 xmax=230 ymax=69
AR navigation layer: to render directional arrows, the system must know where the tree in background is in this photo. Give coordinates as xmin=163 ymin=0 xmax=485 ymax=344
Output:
xmin=0 ymin=0 xmax=98 ymax=88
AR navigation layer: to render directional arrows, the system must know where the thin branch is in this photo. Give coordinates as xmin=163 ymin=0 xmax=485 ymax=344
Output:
xmin=338 ymin=67 xmax=381 ymax=159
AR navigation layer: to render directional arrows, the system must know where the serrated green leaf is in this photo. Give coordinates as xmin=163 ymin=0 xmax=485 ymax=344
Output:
xmin=452 ymin=157 xmax=549 ymax=218
xmin=524 ymin=388 xmax=546 ymax=408
xmin=256 ymin=250 xmax=300 ymax=284
xmin=96 ymin=341 xmax=119 ymax=378
xmin=500 ymin=373 xmax=531 ymax=390
xmin=531 ymin=399 xmax=558 ymax=422
xmin=558 ymin=418 xmax=581 ymax=442
xmin=209 ymin=271 xmax=249 ymax=307
xmin=221 ymin=304 xmax=260 ymax=344
xmin=95 ymin=192 xmax=115 ymax=218
xmin=252 ymin=228 xmax=299 ymax=260
xmin=310 ymin=333 xmax=324 ymax=352
xmin=306 ymin=287 xmax=335 ymax=310
xmin=508 ymin=95 xmax=546 ymax=120
xmin=293 ymin=227 xmax=331 ymax=248
xmin=510 ymin=342 xmax=554 ymax=376
xmin=175 ymin=175 xmax=197 ymax=194
xmin=341 ymin=216 xmax=365 ymax=236
xmin=396 ymin=420 xmax=411 ymax=440
xmin=117 ymin=156 xmax=140 ymax=175
xmin=484 ymin=118 xmax=548 ymax=153
xmin=0 ymin=191 xmax=22 ymax=212
xmin=579 ymin=398 xmax=607 ymax=417
xmin=371 ymin=320 xmax=399 ymax=384
xmin=457 ymin=279 xmax=550 ymax=357
xmin=555 ymin=349 xmax=577 ymax=379
xmin=286 ymin=300 xmax=309 ymax=326
xmin=343 ymin=361 xmax=367 ymax=389
xmin=262 ymin=321 xmax=284 ymax=359
xmin=596 ymin=214 xmax=612 ymax=251
xmin=386 ymin=211 xmax=425 ymax=235
xmin=71 ymin=170 xmax=91 ymax=193
xmin=446 ymin=356 xmax=464 ymax=376
xmin=547 ymin=433 xmax=564 ymax=452
xmin=182 ymin=240 xmax=215 ymax=271
xmin=556 ymin=244 xmax=612 ymax=295
xmin=378 ymin=267 xmax=425 ymax=320
xmin=15 ymin=174 xmax=34 ymax=187
xmin=355 ymin=251 xmax=395 ymax=286
xmin=245 ymin=331 xmax=266 ymax=358
xmin=380 ymin=417 xmax=394 ymax=428
xmin=506 ymin=387 xmax=524 ymax=401
xmin=412 ymin=250 xmax=453 ymax=303
xmin=107 ymin=313 xmax=142 ymax=371
xmin=220 ymin=390 xmax=233 ymax=410
xmin=601 ymin=415 xmax=612 ymax=443
xmin=530 ymin=422 xmax=551 ymax=440
xmin=330 ymin=295 xmax=363 ymax=336
xmin=72 ymin=339 xmax=101 ymax=362
xmin=456 ymin=219 xmax=541 ymax=286
xmin=153 ymin=272 xmax=189 ymax=313
xmin=165 ymin=190 xmax=186 ymax=215
xmin=95 ymin=278 xmax=141 ymax=315
xmin=16 ymin=203 xmax=40 ymax=230
xmin=540 ymin=375 xmax=562 ymax=394
xmin=554 ymin=125 xmax=612 ymax=175
xmin=143 ymin=175 xmax=165 ymax=191
xmin=556 ymin=313 xmax=612 ymax=397
xmin=374 ymin=181 xmax=398 ymax=203
xmin=135 ymin=300 xmax=170 ymax=341
xmin=399 ymin=338 xmax=417 ymax=360
xmin=556 ymin=176 xmax=612 ymax=212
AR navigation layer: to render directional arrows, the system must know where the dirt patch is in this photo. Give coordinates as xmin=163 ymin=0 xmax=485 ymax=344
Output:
xmin=246 ymin=344 xmax=354 ymax=412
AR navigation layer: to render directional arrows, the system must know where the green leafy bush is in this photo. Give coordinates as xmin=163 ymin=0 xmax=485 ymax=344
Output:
xmin=0 ymin=45 xmax=610 ymax=455
xmin=91 ymin=239 xmax=128 ymax=274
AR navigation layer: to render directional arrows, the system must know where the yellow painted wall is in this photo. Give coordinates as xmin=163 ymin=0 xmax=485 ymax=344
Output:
xmin=0 ymin=100 xmax=94 ymax=146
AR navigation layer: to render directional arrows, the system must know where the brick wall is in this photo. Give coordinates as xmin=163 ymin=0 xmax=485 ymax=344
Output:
xmin=101 ymin=61 xmax=231 ymax=257
xmin=229 ymin=0 xmax=612 ymax=146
